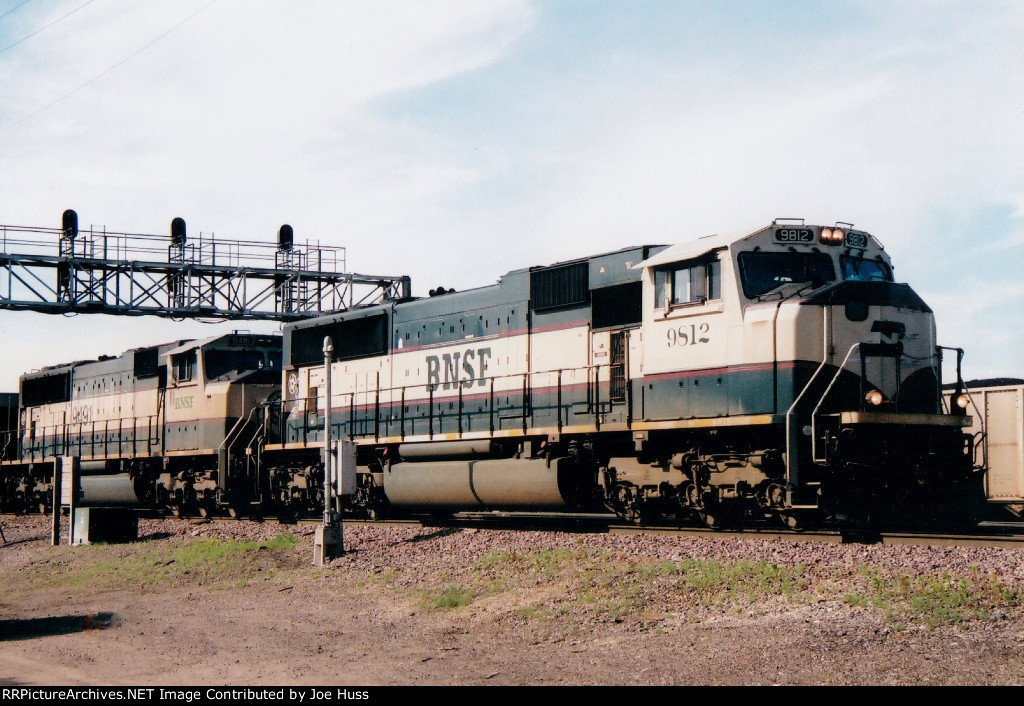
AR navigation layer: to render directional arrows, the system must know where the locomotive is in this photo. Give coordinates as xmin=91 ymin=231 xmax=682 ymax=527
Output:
xmin=0 ymin=332 xmax=283 ymax=516
xmin=0 ymin=219 xmax=987 ymax=529
xmin=272 ymin=219 xmax=985 ymax=528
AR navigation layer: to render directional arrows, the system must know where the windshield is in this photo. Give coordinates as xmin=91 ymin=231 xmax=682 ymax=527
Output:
xmin=841 ymin=255 xmax=892 ymax=282
xmin=737 ymin=251 xmax=836 ymax=298
xmin=204 ymin=349 xmax=278 ymax=380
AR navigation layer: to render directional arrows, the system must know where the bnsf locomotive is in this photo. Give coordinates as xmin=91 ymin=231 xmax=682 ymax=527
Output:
xmin=0 ymin=220 xmax=986 ymax=529
xmin=273 ymin=219 xmax=984 ymax=528
xmin=0 ymin=333 xmax=282 ymax=516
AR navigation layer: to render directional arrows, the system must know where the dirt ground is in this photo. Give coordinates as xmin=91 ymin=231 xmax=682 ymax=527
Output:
xmin=3 ymin=514 xmax=1024 ymax=686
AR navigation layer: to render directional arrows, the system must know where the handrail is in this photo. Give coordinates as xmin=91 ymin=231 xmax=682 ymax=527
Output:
xmin=219 ymin=411 xmax=251 ymax=457
xmin=19 ymin=415 xmax=159 ymax=460
xmin=809 ymin=343 xmax=862 ymax=464
xmin=784 ymin=307 xmax=832 ymax=491
xmin=809 ymin=341 xmax=911 ymax=465
xmin=283 ymin=361 xmax=618 ymax=445
xmin=219 ymin=406 xmax=261 ymax=492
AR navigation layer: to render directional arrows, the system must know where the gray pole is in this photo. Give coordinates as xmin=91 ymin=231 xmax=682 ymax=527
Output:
xmin=323 ymin=336 xmax=334 ymax=527
xmin=314 ymin=335 xmax=342 ymax=564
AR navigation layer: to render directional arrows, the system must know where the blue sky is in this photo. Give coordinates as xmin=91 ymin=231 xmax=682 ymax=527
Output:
xmin=0 ymin=0 xmax=1021 ymax=389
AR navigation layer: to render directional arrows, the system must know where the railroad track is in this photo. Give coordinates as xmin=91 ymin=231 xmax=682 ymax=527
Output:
xmin=7 ymin=509 xmax=1024 ymax=549
xmin=122 ymin=510 xmax=1024 ymax=550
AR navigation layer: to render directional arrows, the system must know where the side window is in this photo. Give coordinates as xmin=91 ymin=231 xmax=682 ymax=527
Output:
xmin=655 ymin=258 xmax=721 ymax=310
xmin=172 ymin=351 xmax=196 ymax=383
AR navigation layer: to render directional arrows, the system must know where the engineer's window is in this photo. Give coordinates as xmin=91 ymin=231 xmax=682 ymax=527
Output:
xmin=172 ymin=352 xmax=196 ymax=383
xmin=655 ymin=259 xmax=721 ymax=310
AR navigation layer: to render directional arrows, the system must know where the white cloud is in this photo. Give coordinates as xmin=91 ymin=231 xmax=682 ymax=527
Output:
xmin=0 ymin=1 xmax=1021 ymax=388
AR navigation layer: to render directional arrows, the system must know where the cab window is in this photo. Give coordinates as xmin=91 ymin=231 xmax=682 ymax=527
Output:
xmin=737 ymin=251 xmax=835 ymax=298
xmin=840 ymin=255 xmax=892 ymax=282
xmin=172 ymin=351 xmax=197 ymax=383
xmin=655 ymin=259 xmax=721 ymax=310
xmin=204 ymin=349 xmax=268 ymax=380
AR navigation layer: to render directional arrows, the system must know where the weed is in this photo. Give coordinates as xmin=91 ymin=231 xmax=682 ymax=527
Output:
xmin=1 ymin=533 xmax=302 ymax=594
xmin=472 ymin=549 xmax=515 ymax=571
xmin=421 ymin=585 xmax=476 ymax=610
xmin=844 ymin=593 xmax=869 ymax=608
xmin=854 ymin=569 xmax=1024 ymax=627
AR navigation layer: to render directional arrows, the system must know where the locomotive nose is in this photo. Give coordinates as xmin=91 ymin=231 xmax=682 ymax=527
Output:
xmin=802 ymin=280 xmax=938 ymax=413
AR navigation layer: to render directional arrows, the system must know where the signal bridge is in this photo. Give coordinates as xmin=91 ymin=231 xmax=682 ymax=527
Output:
xmin=0 ymin=211 xmax=410 ymax=321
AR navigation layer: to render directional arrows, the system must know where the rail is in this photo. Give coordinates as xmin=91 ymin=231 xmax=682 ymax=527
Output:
xmin=279 ymin=361 xmax=626 ymax=446
xmin=18 ymin=414 xmax=160 ymax=462
xmin=218 ymin=406 xmax=262 ymax=493
xmin=785 ymin=307 xmax=833 ymax=493
xmin=809 ymin=342 xmax=862 ymax=465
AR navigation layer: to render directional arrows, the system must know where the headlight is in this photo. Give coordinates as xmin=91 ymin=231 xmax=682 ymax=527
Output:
xmin=820 ymin=227 xmax=845 ymax=244
xmin=955 ymin=393 xmax=970 ymax=409
xmin=864 ymin=389 xmax=885 ymax=406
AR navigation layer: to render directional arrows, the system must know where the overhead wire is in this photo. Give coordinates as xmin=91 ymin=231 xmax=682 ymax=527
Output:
xmin=0 ymin=0 xmax=35 ymax=22
xmin=0 ymin=0 xmax=220 ymax=134
xmin=0 ymin=0 xmax=98 ymax=55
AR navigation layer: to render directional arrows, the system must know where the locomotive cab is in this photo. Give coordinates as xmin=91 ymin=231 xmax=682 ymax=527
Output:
xmin=164 ymin=334 xmax=282 ymax=451
xmin=159 ymin=333 xmax=283 ymax=515
xmin=622 ymin=220 xmax=981 ymax=528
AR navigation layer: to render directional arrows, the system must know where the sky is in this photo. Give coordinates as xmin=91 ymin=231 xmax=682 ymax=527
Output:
xmin=0 ymin=0 xmax=1021 ymax=391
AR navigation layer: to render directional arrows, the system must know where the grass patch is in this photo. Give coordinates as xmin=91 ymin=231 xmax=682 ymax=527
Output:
xmin=658 ymin=558 xmax=807 ymax=599
xmin=449 ymin=547 xmax=1024 ymax=630
xmin=472 ymin=549 xmax=515 ymax=571
xmin=420 ymin=585 xmax=476 ymax=610
xmin=854 ymin=569 xmax=1024 ymax=627
xmin=2 ymin=533 xmax=302 ymax=594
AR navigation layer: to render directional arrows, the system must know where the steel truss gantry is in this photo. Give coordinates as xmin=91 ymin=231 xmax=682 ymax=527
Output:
xmin=0 ymin=216 xmax=410 ymax=321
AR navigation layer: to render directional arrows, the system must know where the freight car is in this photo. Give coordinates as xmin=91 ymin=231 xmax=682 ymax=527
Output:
xmin=0 ymin=333 xmax=282 ymax=516
xmin=270 ymin=219 xmax=985 ymax=529
xmin=955 ymin=379 xmax=1024 ymax=519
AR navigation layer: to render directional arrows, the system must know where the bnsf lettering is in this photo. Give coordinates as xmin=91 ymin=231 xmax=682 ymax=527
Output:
xmin=174 ymin=396 xmax=195 ymax=409
xmin=426 ymin=347 xmax=492 ymax=390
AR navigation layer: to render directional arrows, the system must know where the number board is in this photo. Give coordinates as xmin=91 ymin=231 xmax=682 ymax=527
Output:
xmin=774 ymin=228 xmax=814 ymax=243
xmin=845 ymin=231 xmax=869 ymax=249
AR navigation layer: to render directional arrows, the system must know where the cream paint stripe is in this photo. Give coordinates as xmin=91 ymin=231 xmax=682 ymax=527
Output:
xmin=334 ymin=325 xmax=593 ymax=402
xmin=271 ymin=414 xmax=786 ymax=451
